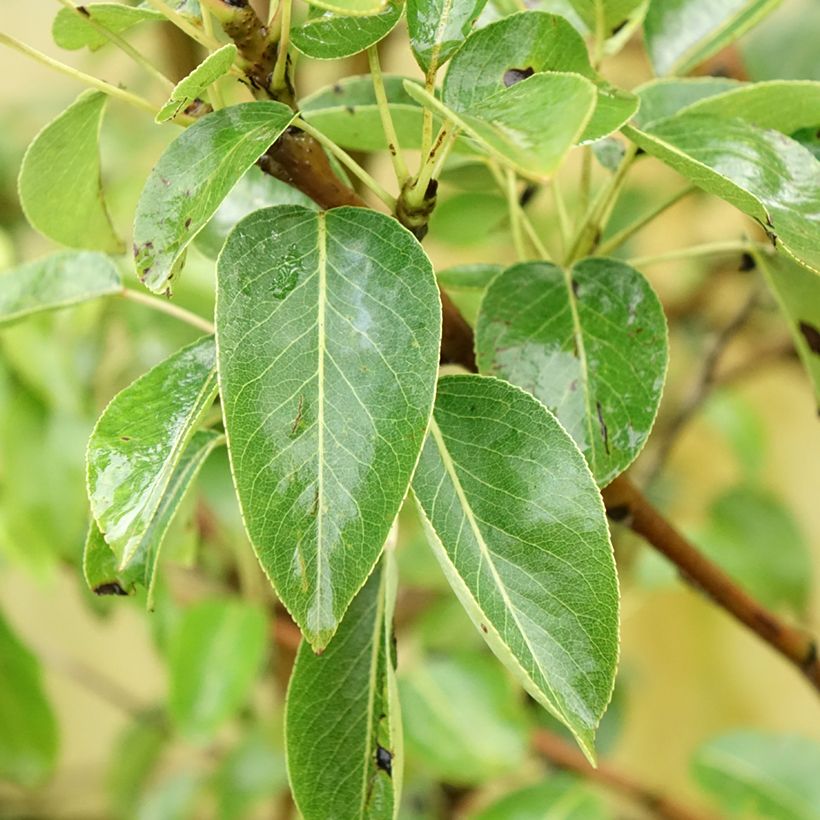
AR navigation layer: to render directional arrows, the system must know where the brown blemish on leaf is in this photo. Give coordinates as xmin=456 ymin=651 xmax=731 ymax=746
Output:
xmin=503 ymin=66 xmax=534 ymax=87
xmin=798 ymin=321 xmax=820 ymax=355
xmin=596 ymin=400 xmax=610 ymax=455
xmin=78 ymin=5 xmax=90 ymax=16
xmin=94 ymin=582 xmax=128 ymax=596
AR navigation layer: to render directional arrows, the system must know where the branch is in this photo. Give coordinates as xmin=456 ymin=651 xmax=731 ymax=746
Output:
xmin=603 ymin=475 xmax=820 ymax=692
xmin=532 ymin=729 xmax=714 ymax=820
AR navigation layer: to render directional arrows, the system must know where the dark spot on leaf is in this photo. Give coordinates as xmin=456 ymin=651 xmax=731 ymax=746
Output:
xmin=611 ymin=18 xmax=627 ymax=35
xmin=333 ymin=83 xmax=343 ymax=94
xmin=606 ymin=504 xmax=631 ymax=523
xmin=596 ymin=400 xmax=610 ymax=455
xmin=94 ymin=582 xmax=127 ymax=596
xmin=503 ymin=66 xmax=534 ymax=87
xmin=569 ymin=379 xmax=578 ymax=392
xmin=120 ymin=436 xmax=131 ymax=442
xmin=799 ymin=321 xmax=820 ymax=355
xmin=184 ymin=217 xmax=192 ymax=230
xmin=635 ymin=147 xmax=646 ymax=157
xmin=160 ymin=176 xmax=171 ymax=187
xmin=480 ymin=623 xmax=488 ymax=633
xmin=78 ymin=4 xmax=90 ymax=16
xmin=519 ymin=183 xmax=537 ymax=207
xmin=345 ymin=106 xmax=355 ymax=115
xmin=738 ymin=252 xmax=756 ymax=271
xmin=290 ymin=395 xmax=304 ymax=437
xmin=570 ymin=277 xmax=580 ymax=297
xmin=376 ymin=745 xmax=393 ymax=776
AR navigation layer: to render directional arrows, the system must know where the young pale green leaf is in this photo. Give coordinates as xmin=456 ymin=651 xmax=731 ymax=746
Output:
xmin=0 ymin=251 xmax=121 ymax=327
xmin=442 ymin=11 xmax=638 ymax=143
xmin=404 ymin=74 xmax=597 ymax=182
xmin=756 ymin=252 xmax=820 ymax=404
xmin=133 ymin=102 xmax=295 ymax=293
xmin=0 ymin=608 xmax=58 ymax=786
xmin=695 ymin=485 xmax=811 ymax=615
xmin=475 ymin=259 xmax=668 ymax=486
xmin=155 ymin=44 xmax=237 ymax=123
xmin=87 ymin=336 xmax=218 ymax=570
xmin=301 ymin=76 xmax=430 ymax=152
xmin=693 ymin=731 xmax=820 ymax=820
xmin=474 ymin=773 xmax=609 ymax=820
xmin=411 ymin=375 xmax=619 ymax=762
xmin=643 ymin=0 xmax=783 ymax=76
xmin=625 ymin=114 xmax=820 ymax=274
xmin=304 ymin=0 xmax=388 ymax=15
xmin=567 ymin=0 xmax=645 ymax=37
xmin=168 ymin=599 xmax=267 ymax=741
xmin=216 ymin=206 xmax=441 ymax=651
xmin=195 ymin=166 xmax=317 ymax=259
xmin=286 ymin=559 xmax=401 ymax=819
xmin=406 ymin=0 xmax=488 ymax=74
xmin=399 ymin=651 xmax=528 ymax=786
xmin=52 ymin=3 xmax=164 ymax=51
xmin=84 ymin=430 xmax=225 ymax=604
xmin=437 ymin=263 xmax=502 ymax=291
xmin=19 ymin=90 xmax=122 ymax=253
xmin=292 ymin=1 xmax=402 ymax=60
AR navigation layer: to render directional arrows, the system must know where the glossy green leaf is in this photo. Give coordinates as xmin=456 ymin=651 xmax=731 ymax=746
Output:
xmin=217 ymin=206 xmax=440 ymax=650
xmin=0 ymin=251 xmax=121 ymax=327
xmin=52 ymin=3 xmax=164 ymax=51
xmin=301 ymin=76 xmax=430 ymax=152
xmin=168 ymin=599 xmax=267 ymax=741
xmin=693 ymin=731 xmax=820 ymax=820
xmin=19 ymin=90 xmax=122 ymax=253
xmin=474 ymin=773 xmax=609 ymax=820
xmin=634 ymin=77 xmax=744 ymax=127
xmin=304 ymin=0 xmax=388 ymax=16
xmin=624 ymin=114 xmax=820 ymax=273
xmin=404 ymin=74 xmax=597 ymax=182
xmin=757 ymin=252 xmax=820 ymax=403
xmin=406 ymin=0 xmax=488 ymax=73
xmin=411 ymin=375 xmax=619 ymax=762
xmin=84 ymin=430 xmax=224 ymax=604
xmin=437 ymin=263 xmax=502 ymax=290
xmin=475 ymin=259 xmax=668 ymax=486
xmin=442 ymin=11 xmax=638 ymax=143
xmin=568 ymin=0 xmax=645 ymax=36
xmin=87 ymin=336 xmax=218 ymax=569
xmin=155 ymin=44 xmax=237 ymax=123
xmin=643 ymin=0 xmax=783 ymax=76
xmin=0 ymin=608 xmax=58 ymax=786
xmin=694 ymin=485 xmax=810 ymax=615
xmin=399 ymin=650 xmax=528 ymax=786
xmin=133 ymin=102 xmax=295 ymax=293
xmin=292 ymin=1 xmax=402 ymax=60
xmin=286 ymin=559 xmax=401 ymax=819
xmin=430 ymin=192 xmax=507 ymax=246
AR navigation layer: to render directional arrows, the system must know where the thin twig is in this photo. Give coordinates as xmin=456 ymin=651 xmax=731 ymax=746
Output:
xmin=629 ymin=240 xmax=772 ymax=268
xmin=143 ymin=0 xmax=222 ymax=50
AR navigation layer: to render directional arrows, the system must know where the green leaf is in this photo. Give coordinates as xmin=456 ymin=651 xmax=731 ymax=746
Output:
xmin=0 ymin=607 xmax=58 ymax=786
xmin=168 ymin=599 xmax=267 ymax=741
xmin=133 ymin=102 xmax=295 ymax=294
xmin=286 ymin=558 xmax=401 ymax=819
xmin=475 ymin=259 xmax=668 ymax=486
xmin=404 ymin=74 xmax=597 ymax=182
xmin=474 ymin=773 xmax=609 ymax=819
xmin=107 ymin=717 xmax=166 ymax=815
xmin=216 ymin=206 xmax=440 ymax=650
xmin=137 ymin=771 xmax=205 ymax=820
xmin=406 ymin=0 xmax=488 ymax=73
xmin=430 ymin=192 xmax=507 ymax=246
xmin=301 ymin=76 xmax=430 ymax=152
xmin=52 ymin=2 xmax=165 ymax=51
xmin=0 ymin=251 xmax=121 ymax=327
xmin=155 ymin=44 xmax=237 ymax=123
xmin=84 ymin=430 xmax=224 ymax=604
xmin=694 ymin=485 xmax=811 ymax=615
xmin=624 ymin=114 xmax=820 ymax=273
xmin=643 ymin=0 xmax=783 ymax=76
xmin=438 ymin=263 xmax=502 ymax=325
xmin=634 ymin=76 xmax=744 ymax=127
xmin=568 ymin=0 xmax=645 ymax=36
xmin=87 ymin=336 xmax=218 ymax=569
xmin=304 ymin=0 xmax=388 ymax=16
xmin=398 ymin=650 xmax=528 ymax=785
xmin=693 ymin=731 xmax=820 ymax=820
xmin=757 ymin=252 xmax=820 ymax=403
xmin=411 ymin=375 xmax=619 ymax=762
xmin=19 ymin=90 xmax=122 ymax=253
xmin=442 ymin=11 xmax=639 ymax=143
xmin=292 ymin=1 xmax=402 ymax=60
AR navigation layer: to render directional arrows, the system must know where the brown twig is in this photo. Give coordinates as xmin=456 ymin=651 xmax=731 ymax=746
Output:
xmin=603 ymin=475 xmax=820 ymax=692
xmin=532 ymin=729 xmax=714 ymax=820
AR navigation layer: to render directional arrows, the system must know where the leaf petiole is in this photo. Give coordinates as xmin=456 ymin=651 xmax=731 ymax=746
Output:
xmin=367 ymin=45 xmax=409 ymax=186
xmin=120 ymin=288 xmax=215 ymax=334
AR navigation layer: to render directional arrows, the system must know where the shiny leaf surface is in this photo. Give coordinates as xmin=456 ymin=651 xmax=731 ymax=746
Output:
xmin=567 ymin=0 xmax=645 ymax=36
xmin=19 ymin=90 xmax=122 ymax=253
xmin=406 ymin=0 xmax=488 ymax=73
xmin=286 ymin=559 xmax=401 ymax=819
xmin=643 ymin=0 xmax=783 ymax=76
xmin=216 ymin=206 xmax=440 ymax=650
xmin=87 ymin=336 xmax=218 ymax=569
xmin=133 ymin=102 xmax=295 ymax=293
xmin=0 ymin=251 xmax=121 ymax=327
xmin=304 ymin=0 xmax=388 ymax=16
xmin=475 ymin=259 xmax=668 ymax=485
xmin=52 ymin=3 xmax=164 ymax=51
xmin=412 ymin=375 xmax=619 ymax=761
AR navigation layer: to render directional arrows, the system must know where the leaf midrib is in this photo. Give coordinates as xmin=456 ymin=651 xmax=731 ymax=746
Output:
xmin=316 ymin=213 xmax=328 ymax=628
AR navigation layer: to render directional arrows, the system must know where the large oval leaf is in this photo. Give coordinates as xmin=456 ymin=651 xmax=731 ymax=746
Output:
xmin=216 ymin=205 xmax=441 ymax=650
xmin=475 ymin=774 xmax=608 ymax=820
xmin=406 ymin=0 xmax=488 ymax=74
xmin=286 ymin=559 xmax=401 ymax=819
xmin=0 ymin=251 xmax=121 ymax=327
xmin=87 ymin=336 xmax=218 ymax=568
xmin=475 ymin=259 xmax=668 ymax=486
xmin=19 ymin=90 xmax=122 ymax=253
xmin=133 ymin=102 xmax=295 ymax=294
xmin=411 ymin=375 xmax=619 ymax=762
xmin=52 ymin=2 xmax=164 ymax=51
